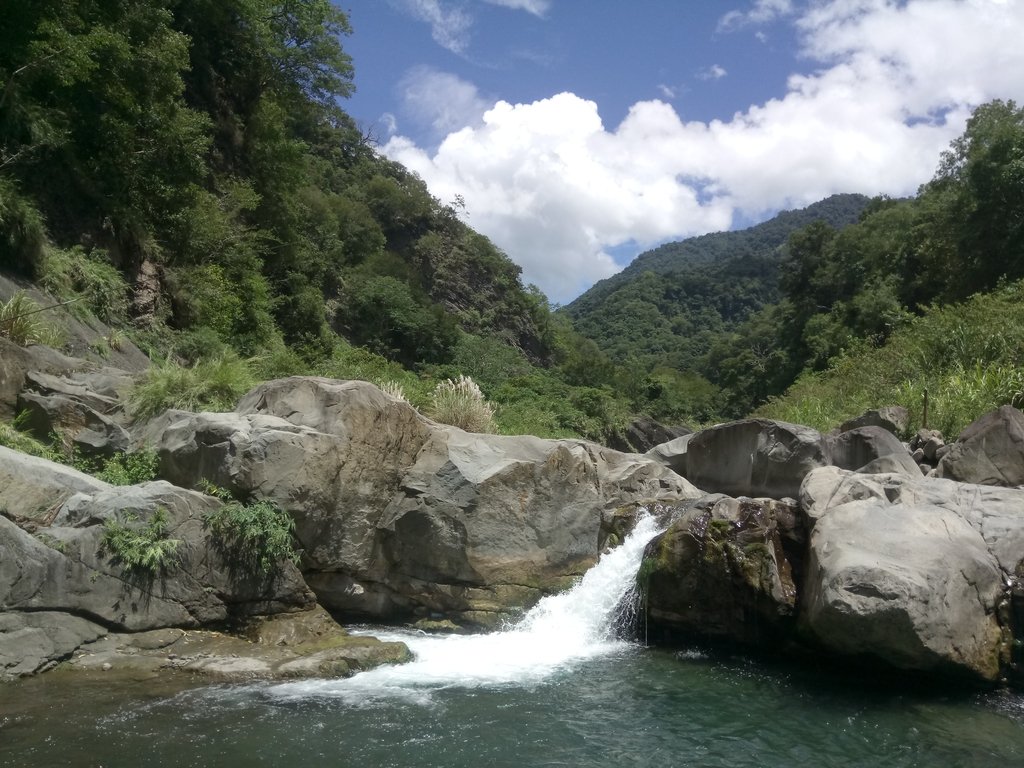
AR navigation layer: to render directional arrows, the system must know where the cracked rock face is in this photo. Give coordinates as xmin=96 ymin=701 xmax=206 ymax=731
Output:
xmin=0 ymin=448 xmax=313 ymax=636
xmin=642 ymin=495 xmax=805 ymax=646
xmin=157 ymin=377 xmax=700 ymax=626
xmin=935 ymin=405 xmax=1024 ymax=487
xmin=684 ymin=418 xmax=830 ymax=500
xmin=799 ymin=467 xmax=1014 ymax=682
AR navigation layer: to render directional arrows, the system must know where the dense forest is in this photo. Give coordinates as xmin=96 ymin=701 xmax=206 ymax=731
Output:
xmin=2 ymin=1 xmax=1023 ymax=447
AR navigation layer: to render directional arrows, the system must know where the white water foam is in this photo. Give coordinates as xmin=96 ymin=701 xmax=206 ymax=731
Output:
xmin=267 ymin=514 xmax=664 ymax=703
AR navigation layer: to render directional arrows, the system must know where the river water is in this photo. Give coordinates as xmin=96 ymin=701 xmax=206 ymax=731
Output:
xmin=4 ymin=516 xmax=1024 ymax=767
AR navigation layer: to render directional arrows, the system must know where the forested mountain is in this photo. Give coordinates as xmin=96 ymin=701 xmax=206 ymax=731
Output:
xmin=563 ymin=194 xmax=869 ymax=372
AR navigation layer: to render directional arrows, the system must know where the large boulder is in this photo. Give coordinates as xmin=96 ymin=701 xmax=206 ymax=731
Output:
xmin=608 ymin=418 xmax=691 ymax=454
xmin=839 ymin=406 xmax=910 ymax=437
xmin=685 ymin=419 xmax=829 ymax=499
xmin=826 ymin=426 xmax=919 ymax=476
xmin=645 ymin=433 xmax=693 ymax=477
xmin=0 ymin=337 xmax=87 ymax=419
xmin=642 ymin=495 xmax=805 ymax=646
xmin=0 ymin=445 xmax=109 ymax=524
xmin=1 ymin=451 xmax=313 ymax=633
xmin=17 ymin=391 xmax=130 ymax=458
xmin=799 ymin=467 xmax=1015 ymax=682
xmin=0 ymin=611 xmax=108 ymax=680
xmin=157 ymin=377 xmax=699 ymax=626
xmin=935 ymin=405 xmax=1024 ymax=487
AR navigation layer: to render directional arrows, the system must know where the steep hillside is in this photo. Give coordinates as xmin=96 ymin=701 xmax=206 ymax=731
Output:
xmin=563 ymin=194 xmax=869 ymax=370
xmin=0 ymin=1 xmax=553 ymax=370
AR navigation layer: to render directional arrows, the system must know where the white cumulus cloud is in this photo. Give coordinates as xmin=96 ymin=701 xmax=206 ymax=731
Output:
xmin=382 ymin=0 xmax=1024 ymax=304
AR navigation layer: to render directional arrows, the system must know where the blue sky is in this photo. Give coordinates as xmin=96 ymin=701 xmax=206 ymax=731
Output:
xmin=338 ymin=0 xmax=1024 ymax=304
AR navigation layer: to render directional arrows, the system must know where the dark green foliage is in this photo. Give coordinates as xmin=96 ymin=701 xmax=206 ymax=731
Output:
xmin=100 ymin=508 xmax=181 ymax=576
xmin=205 ymin=497 xmax=299 ymax=576
xmin=338 ymin=275 xmax=460 ymax=367
xmin=719 ymin=101 xmax=1024 ymax=419
xmin=0 ymin=178 xmax=46 ymax=275
xmin=1 ymin=0 xmax=554 ymax=374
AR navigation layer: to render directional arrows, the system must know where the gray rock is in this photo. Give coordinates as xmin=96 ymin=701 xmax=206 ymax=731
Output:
xmin=0 ymin=444 xmax=110 ymax=524
xmin=685 ymin=419 xmax=829 ymax=499
xmin=643 ymin=495 xmax=803 ymax=645
xmin=645 ymin=433 xmax=693 ymax=477
xmin=0 ymin=611 xmax=108 ymax=680
xmin=854 ymin=453 xmax=922 ymax=477
xmin=935 ymin=405 xmax=1024 ymax=487
xmin=827 ymin=426 xmax=917 ymax=474
xmin=17 ymin=391 xmax=130 ymax=457
xmin=0 ymin=337 xmax=87 ymax=419
xmin=159 ymin=377 xmax=699 ymax=624
xmin=799 ymin=467 xmax=1017 ymax=682
xmin=839 ymin=406 xmax=910 ymax=436
xmin=1 ymin=453 xmax=313 ymax=633
xmin=608 ymin=418 xmax=692 ymax=454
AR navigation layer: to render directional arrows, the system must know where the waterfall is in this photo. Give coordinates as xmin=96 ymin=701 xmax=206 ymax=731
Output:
xmin=268 ymin=514 xmax=664 ymax=702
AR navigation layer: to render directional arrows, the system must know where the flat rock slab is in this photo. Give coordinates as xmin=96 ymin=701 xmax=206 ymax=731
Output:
xmin=67 ymin=626 xmax=411 ymax=682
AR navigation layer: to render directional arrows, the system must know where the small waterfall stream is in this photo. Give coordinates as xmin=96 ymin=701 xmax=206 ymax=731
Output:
xmin=268 ymin=514 xmax=664 ymax=702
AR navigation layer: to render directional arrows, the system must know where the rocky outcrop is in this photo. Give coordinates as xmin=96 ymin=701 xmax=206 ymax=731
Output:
xmin=0 ymin=611 xmax=108 ymax=679
xmin=799 ymin=467 xmax=1015 ymax=682
xmin=826 ymin=426 xmax=919 ymax=476
xmin=642 ymin=495 xmax=805 ymax=646
xmin=645 ymin=433 xmax=692 ymax=477
xmin=684 ymin=419 xmax=829 ymax=499
xmin=935 ymin=405 xmax=1024 ymax=487
xmin=156 ymin=377 xmax=699 ymax=626
xmin=839 ymin=406 xmax=909 ymax=436
xmin=608 ymin=418 xmax=691 ymax=454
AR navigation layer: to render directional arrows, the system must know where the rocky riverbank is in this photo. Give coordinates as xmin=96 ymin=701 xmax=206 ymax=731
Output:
xmin=3 ymin=337 xmax=1024 ymax=688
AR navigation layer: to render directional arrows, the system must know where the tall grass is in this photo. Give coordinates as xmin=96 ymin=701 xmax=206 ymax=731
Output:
xmin=428 ymin=375 xmax=496 ymax=433
xmin=0 ymin=292 xmax=65 ymax=347
xmin=758 ymin=281 xmax=1024 ymax=437
xmin=130 ymin=352 xmax=256 ymax=419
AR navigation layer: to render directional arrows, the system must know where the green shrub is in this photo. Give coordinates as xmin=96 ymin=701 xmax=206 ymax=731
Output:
xmin=205 ymin=498 xmax=299 ymax=575
xmin=100 ymin=508 xmax=181 ymax=576
xmin=428 ymin=375 xmax=496 ymax=433
xmin=129 ymin=352 xmax=255 ymax=419
xmin=0 ymin=177 xmax=46 ymax=276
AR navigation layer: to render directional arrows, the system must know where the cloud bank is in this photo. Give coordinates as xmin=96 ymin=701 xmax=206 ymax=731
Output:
xmin=383 ymin=0 xmax=1024 ymax=304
